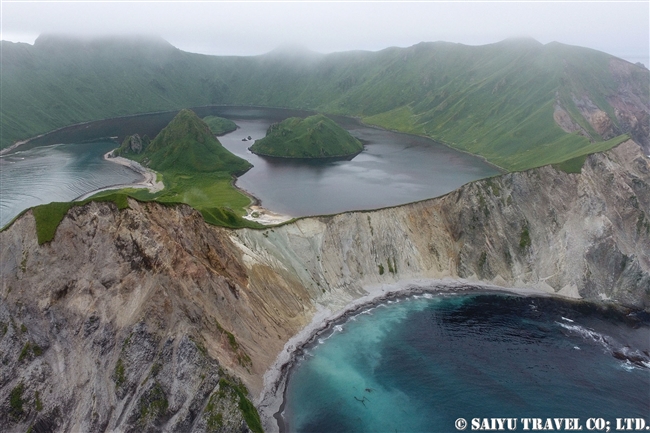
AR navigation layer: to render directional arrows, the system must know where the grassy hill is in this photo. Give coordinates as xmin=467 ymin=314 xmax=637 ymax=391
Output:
xmin=203 ymin=116 xmax=238 ymax=136
xmin=130 ymin=109 xmax=251 ymax=175
xmin=114 ymin=110 xmax=258 ymax=228
xmin=249 ymin=114 xmax=363 ymax=158
xmin=2 ymin=35 xmax=648 ymax=171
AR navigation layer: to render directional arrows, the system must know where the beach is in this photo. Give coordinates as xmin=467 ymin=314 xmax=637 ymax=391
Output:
xmin=74 ymin=151 xmax=164 ymax=200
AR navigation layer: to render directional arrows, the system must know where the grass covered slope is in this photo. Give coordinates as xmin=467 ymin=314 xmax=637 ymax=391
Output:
xmin=249 ymin=114 xmax=363 ymax=158
xmin=2 ymin=35 xmax=648 ymax=171
xmin=133 ymin=109 xmax=251 ymax=175
xmin=115 ymin=110 xmax=259 ymax=228
xmin=203 ymin=116 xmax=238 ymax=136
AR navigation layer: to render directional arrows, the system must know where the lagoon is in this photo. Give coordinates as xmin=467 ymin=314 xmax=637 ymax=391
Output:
xmin=0 ymin=106 xmax=499 ymax=227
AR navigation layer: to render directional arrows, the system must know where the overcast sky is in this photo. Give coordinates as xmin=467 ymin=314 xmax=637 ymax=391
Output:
xmin=2 ymin=1 xmax=649 ymax=66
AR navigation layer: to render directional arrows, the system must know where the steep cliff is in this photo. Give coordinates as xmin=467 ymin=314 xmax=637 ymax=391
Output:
xmin=0 ymin=141 xmax=648 ymax=431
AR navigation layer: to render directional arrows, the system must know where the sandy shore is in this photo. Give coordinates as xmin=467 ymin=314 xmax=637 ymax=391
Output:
xmin=75 ymin=151 xmax=164 ymax=201
xmin=243 ymin=205 xmax=294 ymax=225
xmin=255 ymin=278 xmax=558 ymax=433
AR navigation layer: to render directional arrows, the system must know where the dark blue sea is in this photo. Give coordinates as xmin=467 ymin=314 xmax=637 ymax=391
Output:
xmin=283 ymin=292 xmax=650 ymax=432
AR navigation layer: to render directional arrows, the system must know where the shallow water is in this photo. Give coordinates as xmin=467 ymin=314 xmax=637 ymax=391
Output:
xmin=283 ymin=293 xmax=650 ymax=432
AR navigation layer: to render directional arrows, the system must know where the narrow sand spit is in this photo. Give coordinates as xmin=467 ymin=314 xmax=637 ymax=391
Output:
xmin=74 ymin=151 xmax=164 ymax=200
xmin=256 ymin=279 xmax=559 ymax=433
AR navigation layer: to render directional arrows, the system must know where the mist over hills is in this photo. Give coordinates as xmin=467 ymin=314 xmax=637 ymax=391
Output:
xmin=2 ymin=34 xmax=648 ymax=170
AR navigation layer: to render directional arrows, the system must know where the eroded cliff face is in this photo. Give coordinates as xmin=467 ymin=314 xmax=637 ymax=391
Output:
xmin=234 ymin=140 xmax=649 ymax=309
xmin=554 ymin=59 xmax=650 ymax=153
xmin=1 ymin=141 xmax=648 ymax=432
xmin=0 ymin=203 xmax=309 ymax=432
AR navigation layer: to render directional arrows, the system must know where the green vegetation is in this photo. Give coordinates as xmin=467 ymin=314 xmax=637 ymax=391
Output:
xmin=204 ymin=393 xmax=224 ymax=431
xmin=31 ymin=193 xmax=129 ymax=244
xmin=22 ymin=111 xmax=261 ymax=240
xmin=485 ymin=179 xmax=501 ymax=197
xmin=519 ymin=226 xmax=531 ymax=249
xmin=114 ymin=358 xmax=126 ymax=388
xmin=189 ymin=336 xmax=208 ymax=358
xmin=215 ymin=320 xmax=252 ymax=368
xmin=18 ymin=342 xmax=42 ymax=361
xmin=250 ymin=114 xmax=363 ymax=158
xmin=139 ymin=382 xmax=168 ymax=423
xmin=9 ymin=383 xmax=25 ymax=418
xmin=378 ymin=264 xmax=385 ymax=275
xmin=2 ymin=36 xmax=646 ymax=172
xmin=112 ymin=110 xmax=261 ymax=229
xmin=203 ymin=115 xmax=237 ymax=136
xmin=130 ymin=109 xmax=250 ymax=174
xmin=478 ymin=251 xmax=488 ymax=269
xmin=20 ymin=251 xmax=28 ymax=273
xmin=113 ymin=134 xmax=150 ymax=157
xmin=553 ymin=154 xmax=588 ymax=173
xmin=387 ymin=258 xmax=397 ymax=274
xmin=218 ymin=377 xmax=263 ymax=433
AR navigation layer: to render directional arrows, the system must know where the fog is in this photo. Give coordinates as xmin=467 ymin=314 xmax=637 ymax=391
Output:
xmin=2 ymin=2 xmax=648 ymax=66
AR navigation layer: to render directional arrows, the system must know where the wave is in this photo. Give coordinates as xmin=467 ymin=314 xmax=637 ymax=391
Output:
xmin=557 ymin=321 xmax=650 ymax=369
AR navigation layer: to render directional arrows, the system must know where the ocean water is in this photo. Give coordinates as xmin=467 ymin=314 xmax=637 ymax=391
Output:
xmin=283 ymin=293 xmax=650 ymax=432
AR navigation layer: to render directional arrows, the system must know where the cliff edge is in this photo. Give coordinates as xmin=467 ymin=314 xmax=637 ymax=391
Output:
xmin=0 ymin=141 xmax=648 ymax=432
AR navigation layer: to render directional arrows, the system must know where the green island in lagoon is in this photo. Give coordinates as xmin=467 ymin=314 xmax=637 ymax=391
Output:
xmin=249 ymin=114 xmax=364 ymax=159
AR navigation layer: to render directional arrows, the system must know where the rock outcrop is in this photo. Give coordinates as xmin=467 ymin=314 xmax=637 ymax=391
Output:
xmin=1 ymin=141 xmax=648 ymax=432
xmin=114 ymin=134 xmax=149 ymax=156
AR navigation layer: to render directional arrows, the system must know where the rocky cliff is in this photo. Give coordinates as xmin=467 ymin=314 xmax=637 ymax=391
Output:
xmin=1 ymin=141 xmax=648 ymax=432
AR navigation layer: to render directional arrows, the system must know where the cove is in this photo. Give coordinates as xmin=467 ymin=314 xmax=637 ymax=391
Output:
xmin=282 ymin=292 xmax=650 ymax=433
xmin=0 ymin=106 xmax=499 ymax=227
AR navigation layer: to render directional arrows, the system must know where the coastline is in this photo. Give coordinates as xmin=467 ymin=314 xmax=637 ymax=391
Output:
xmin=256 ymin=278 xmax=558 ymax=433
xmin=232 ymin=180 xmax=294 ymax=226
xmin=74 ymin=151 xmax=164 ymax=201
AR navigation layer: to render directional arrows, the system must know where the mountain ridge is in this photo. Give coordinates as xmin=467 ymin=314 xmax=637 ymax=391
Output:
xmin=1 ymin=35 xmax=648 ymax=170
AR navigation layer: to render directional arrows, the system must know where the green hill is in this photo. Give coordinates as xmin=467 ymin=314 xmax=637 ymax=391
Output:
xmin=203 ymin=115 xmax=237 ymax=136
xmin=2 ymin=35 xmax=648 ymax=171
xmin=249 ymin=114 xmax=363 ymax=158
xmin=132 ymin=109 xmax=251 ymax=175
xmin=114 ymin=110 xmax=257 ymax=228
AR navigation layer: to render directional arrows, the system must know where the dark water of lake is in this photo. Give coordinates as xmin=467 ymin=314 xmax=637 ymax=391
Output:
xmin=283 ymin=292 xmax=650 ymax=433
xmin=0 ymin=106 xmax=499 ymax=227
xmin=217 ymin=109 xmax=500 ymax=217
xmin=0 ymin=141 xmax=141 ymax=227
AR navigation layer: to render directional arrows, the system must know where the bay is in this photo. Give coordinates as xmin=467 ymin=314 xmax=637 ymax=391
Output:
xmin=283 ymin=293 xmax=650 ymax=432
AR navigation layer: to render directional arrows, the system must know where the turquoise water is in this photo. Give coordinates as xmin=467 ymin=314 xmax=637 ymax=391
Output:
xmin=283 ymin=293 xmax=650 ymax=432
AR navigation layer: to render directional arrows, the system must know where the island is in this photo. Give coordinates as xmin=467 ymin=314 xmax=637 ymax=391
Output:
xmin=202 ymin=115 xmax=238 ymax=136
xmin=249 ymin=114 xmax=364 ymax=159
